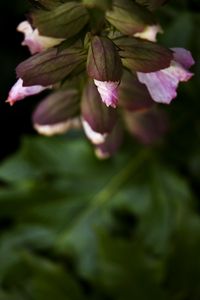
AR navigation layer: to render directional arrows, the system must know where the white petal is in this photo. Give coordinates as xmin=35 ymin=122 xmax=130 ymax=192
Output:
xmin=82 ymin=119 xmax=107 ymax=145
xmin=34 ymin=118 xmax=80 ymax=136
xmin=17 ymin=21 xmax=64 ymax=54
xmin=134 ymin=25 xmax=163 ymax=42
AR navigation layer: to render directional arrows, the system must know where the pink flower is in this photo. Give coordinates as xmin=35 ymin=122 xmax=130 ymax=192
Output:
xmin=6 ymin=78 xmax=49 ymax=106
xmin=17 ymin=21 xmax=64 ymax=54
xmin=94 ymin=80 xmax=119 ymax=108
xmin=137 ymin=48 xmax=195 ymax=104
xmin=134 ymin=25 xmax=163 ymax=42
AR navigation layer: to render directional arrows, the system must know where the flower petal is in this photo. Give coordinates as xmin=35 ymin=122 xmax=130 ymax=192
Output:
xmin=34 ymin=118 xmax=80 ymax=136
xmin=17 ymin=21 xmax=64 ymax=54
xmin=6 ymin=78 xmax=49 ymax=106
xmin=94 ymin=80 xmax=119 ymax=108
xmin=134 ymin=25 xmax=163 ymax=42
xmin=82 ymin=119 xmax=107 ymax=145
xmin=171 ymin=47 xmax=195 ymax=69
xmin=137 ymin=61 xmax=193 ymax=104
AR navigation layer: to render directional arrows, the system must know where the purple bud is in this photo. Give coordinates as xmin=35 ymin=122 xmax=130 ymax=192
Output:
xmin=95 ymin=122 xmax=123 ymax=159
xmin=81 ymin=80 xmax=117 ymax=144
xmin=87 ymin=36 xmax=122 ymax=107
xmin=124 ymin=107 xmax=168 ymax=144
xmin=32 ymin=89 xmax=80 ymax=136
xmin=118 ymin=71 xmax=154 ymax=111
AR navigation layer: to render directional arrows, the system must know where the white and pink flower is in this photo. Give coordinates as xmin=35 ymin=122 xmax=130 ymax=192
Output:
xmin=6 ymin=78 xmax=49 ymax=106
xmin=94 ymin=80 xmax=119 ymax=108
xmin=134 ymin=25 xmax=163 ymax=42
xmin=137 ymin=48 xmax=195 ymax=104
xmin=17 ymin=21 xmax=64 ymax=54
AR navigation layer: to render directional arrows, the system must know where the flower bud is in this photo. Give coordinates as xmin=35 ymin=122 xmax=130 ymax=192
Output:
xmin=87 ymin=36 xmax=122 ymax=107
xmin=136 ymin=0 xmax=167 ymax=11
xmin=118 ymin=71 xmax=154 ymax=111
xmin=17 ymin=21 xmax=64 ymax=54
xmin=32 ymin=2 xmax=89 ymax=39
xmin=114 ymin=36 xmax=173 ymax=73
xmin=134 ymin=24 xmax=163 ymax=42
xmin=106 ymin=0 xmax=155 ymax=36
xmin=123 ymin=107 xmax=168 ymax=144
xmin=32 ymin=89 xmax=80 ymax=136
xmin=137 ymin=48 xmax=195 ymax=104
xmin=82 ymin=0 xmax=112 ymax=10
xmin=95 ymin=122 xmax=123 ymax=159
xmin=81 ymin=80 xmax=117 ymax=144
xmin=6 ymin=78 xmax=50 ymax=106
xmin=16 ymin=46 xmax=86 ymax=86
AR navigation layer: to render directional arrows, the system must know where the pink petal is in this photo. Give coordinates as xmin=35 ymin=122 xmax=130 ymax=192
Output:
xmin=171 ymin=48 xmax=195 ymax=69
xmin=6 ymin=78 xmax=49 ymax=105
xmin=94 ymin=80 xmax=119 ymax=108
xmin=137 ymin=61 xmax=193 ymax=104
xmin=17 ymin=21 xmax=64 ymax=54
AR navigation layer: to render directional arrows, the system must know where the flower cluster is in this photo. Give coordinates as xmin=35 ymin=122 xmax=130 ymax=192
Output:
xmin=7 ymin=0 xmax=194 ymax=158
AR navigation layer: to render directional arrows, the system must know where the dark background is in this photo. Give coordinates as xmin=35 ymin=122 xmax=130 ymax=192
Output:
xmin=0 ymin=1 xmax=36 ymax=160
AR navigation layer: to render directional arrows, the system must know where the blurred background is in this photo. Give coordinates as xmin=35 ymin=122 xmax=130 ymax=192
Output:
xmin=0 ymin=1 xmax=200 ymax=300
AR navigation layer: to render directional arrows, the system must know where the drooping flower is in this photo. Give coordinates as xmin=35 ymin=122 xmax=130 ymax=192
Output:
xmin=87 ymin=36 xmax=122 ymax=108
xmin=81 ymin=80 xmax=117 ymax=144
xmin=6 ymin=78 xmax=50 ymax=106
xmin=137 ymin=48 xmax=195 ymax=104
xmin=93 ymin=80 xmax=119 ymax=108
xmin=17 ymin=21 xmax=64 ymax=54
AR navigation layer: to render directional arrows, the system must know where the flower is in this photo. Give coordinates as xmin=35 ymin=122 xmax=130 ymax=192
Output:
xmin=6 ymin=78 xmax=50 ymax=106
xmin=17 ymin=21 xmax=64 ymax=54
xmin=137 ymin=48 xmax=195 ymax=104
xmin=134 ymin=24 xmax=163 ymax=42
xmin=87 ymin=36 xmax=122 ymax=108
xmin=93 ymin=80 xmax=119 ymax=108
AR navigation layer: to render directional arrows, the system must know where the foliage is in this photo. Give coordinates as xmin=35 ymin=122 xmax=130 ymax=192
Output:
xmin=0 ymin=133 xmax=200 ymax=299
